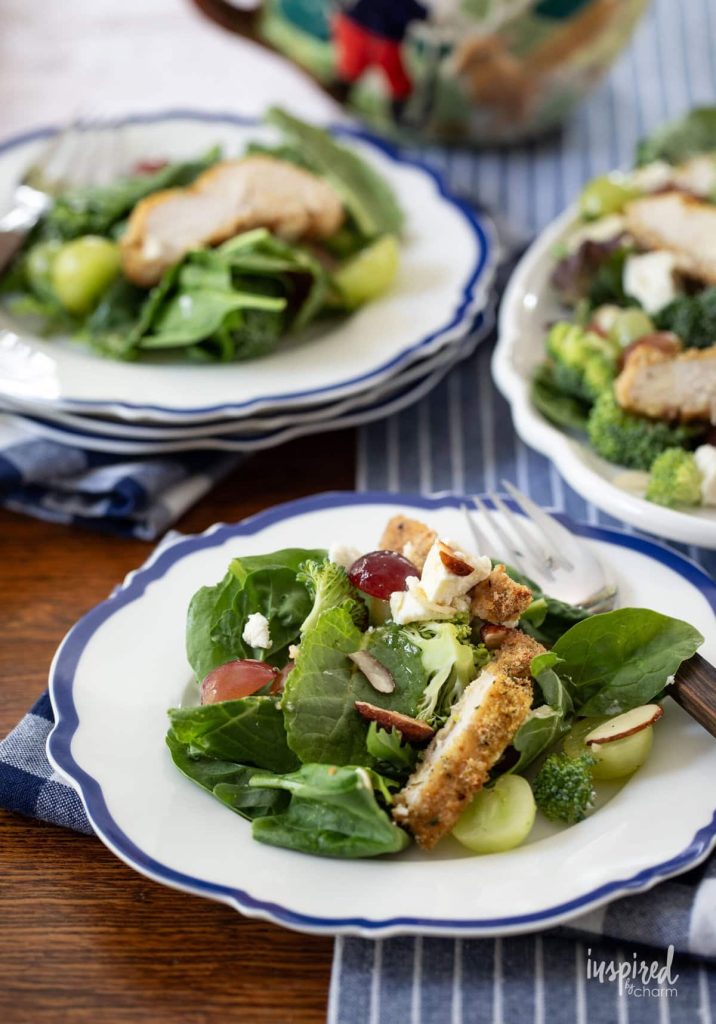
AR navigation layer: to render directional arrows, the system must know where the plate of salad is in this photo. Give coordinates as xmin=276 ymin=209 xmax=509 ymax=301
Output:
xmin=493 ymin=108 xmax=716 ymax=548
xmin=47 ymin=492 xmax=716 ymax=937
xmin=0 ymin=110 xmax=493 ymax=422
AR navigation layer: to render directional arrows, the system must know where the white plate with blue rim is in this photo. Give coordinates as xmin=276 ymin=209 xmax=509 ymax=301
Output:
xmin=493 ymin=204 xmax=716 ymax=549
xmin=0 ymin=111 xmax=496 ymax=424
xmin=46 ymin=492 xmax=716 ymax=938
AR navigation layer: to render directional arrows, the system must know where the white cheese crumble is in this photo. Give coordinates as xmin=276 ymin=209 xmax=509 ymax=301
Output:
xmin=626 ymin=160 xmax=674 ymax=193
xmin=328 ymin=542 xmax=362 ymax=570
xmin=694 ymin=445 xmax=716 ymax=506
xmin=390 ymin=576 xmax=455 ymax=625
xmin=241 ymin=612 xmax=272 ymax=650
xmin=623 ymin=250 xmax=680 ymax=314
xmin=566 ymin=213 xmax=626 ymax=254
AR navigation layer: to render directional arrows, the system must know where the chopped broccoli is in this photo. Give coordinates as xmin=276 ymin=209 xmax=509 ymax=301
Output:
xmin=532 ymin=752 xmax=595 ymax=824
xmin=587 ymin=391 xmax=703 ymax=470
xmin=400 ymin=619 xmax=489 ymax=726
xmin=646 ymin=448 xmax=703 ymax=508
xmin=546 ymin=322 xmax=619 ymax=402
xmin=297 ymin=559 xmax=366 ymax=634
xmin=655 ymin=287 xmax=716 ymax=349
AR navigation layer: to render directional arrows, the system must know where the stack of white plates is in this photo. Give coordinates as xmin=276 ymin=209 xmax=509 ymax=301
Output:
xmin=0 ymin=113 xmax=497 ymax=453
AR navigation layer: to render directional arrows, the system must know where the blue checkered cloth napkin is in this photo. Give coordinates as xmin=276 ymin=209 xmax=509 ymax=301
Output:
xmin=0 ymin=417 xmax=238 ymax=539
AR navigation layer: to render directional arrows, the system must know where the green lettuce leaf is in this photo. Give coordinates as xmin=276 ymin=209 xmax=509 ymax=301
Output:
xmin=636 ymin=107 xmax=716 ymax=166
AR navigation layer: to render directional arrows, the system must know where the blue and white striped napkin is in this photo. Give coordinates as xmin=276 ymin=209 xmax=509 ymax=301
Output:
xmin=0 ymin=418 xmax=238 ymax=539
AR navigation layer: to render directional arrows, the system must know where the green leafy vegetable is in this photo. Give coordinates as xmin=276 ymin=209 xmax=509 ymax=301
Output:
xmin=365 ymin=722 xmax=419 ymax=774
xmin=636 ymin=107 xmax=716 ymax=166
xmin=186 ymin=547 xmax=324 ymax=682
xmin=267 ymin=108 xmax=403 ymax=238
xmin=552 ymin=608 xmax=704 ymax=715
xmin=509 ymin=652 xmax=574 ymax=773
xmin=167 ymin=696 xmax=299 ymax=773
xmin=587 ymin=247 xmax=633 ymax=308
xmin=655 ymin=288 xmax=716 ymax=350
xmin=530 ymin=362 xmax=591 ymax=432
xmin=166 ymin=731 xmax=289 ymax=820
xmin=533 ymin=752 xmax=595 ymax=824
xmin=250 ymin=764 xmax=410 ymax=858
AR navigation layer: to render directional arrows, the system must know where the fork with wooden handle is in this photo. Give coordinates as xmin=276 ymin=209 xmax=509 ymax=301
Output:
xmin=671 ymin=654 xmax=716 ymax=739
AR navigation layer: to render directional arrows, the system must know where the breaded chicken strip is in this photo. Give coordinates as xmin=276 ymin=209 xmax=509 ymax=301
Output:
xmin=470 ymin=564 xmax=533 ymax=626
xmin=625 ymin=192 xmax=716 ymax=285
xmin=615 ymin=343 xmax=716 ymax=424
xmin=392 ymin=668 xmax=533 ymax=849
xmin=120 ymin=156 xmax=345 ymax=286
xmin=492 ymin=629 xmax=546 ymax=680
xmin=379 ymin=515 xmax=438 ymax=573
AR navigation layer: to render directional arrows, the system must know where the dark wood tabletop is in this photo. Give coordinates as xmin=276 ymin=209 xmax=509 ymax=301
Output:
xmin=0 ymin=428 xmax=357 ymax=1024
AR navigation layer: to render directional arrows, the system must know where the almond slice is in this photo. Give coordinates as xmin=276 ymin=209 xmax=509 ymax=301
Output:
xmin=354 ymin=701 xmax=435 ymax=744
xmin=348 ymin=651 xmax=395 ymax=694
xmin=585 ymin=704 xmax=664 ymax=745
xmin=438 ymin=542 xmax=475 ymax=577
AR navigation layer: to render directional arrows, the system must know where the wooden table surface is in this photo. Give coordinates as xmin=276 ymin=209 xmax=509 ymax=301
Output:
xmin=0 ymin=429 xmax=357 ymax=1024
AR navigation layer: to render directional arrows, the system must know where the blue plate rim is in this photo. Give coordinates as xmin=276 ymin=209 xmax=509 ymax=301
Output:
xmin=46 ymin=490 xmax=716 ymax=936
xmin=0 ymin=110 xmax=495 ymax=419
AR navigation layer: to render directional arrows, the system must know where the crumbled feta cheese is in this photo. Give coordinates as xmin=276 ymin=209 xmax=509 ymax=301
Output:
xmin=328 ymin=542 xmax=362 ymax=570
xmin=288 ymin=644 xmax=300 ymax=661
xmin=420 ymin=539 xmax=491 ymax=605
xmin=627 ymin=160 xmax=674 ymax=193
xmin=566 ymin=213 xmax=626 ymax=254
xmin=623 ymin=251 xmax=680 ymax=314
xmin=694 ymin=445 xmax=716 ymax=506
xmin=674 ymin=155 xmax=716 ymax=198
xmin=390 ymin=576 xmax=455 ymax=625
xmin=242 ymin=612 xmax=272 ymax=649
xmin=590 ymin=304 xmax=622 ymax=335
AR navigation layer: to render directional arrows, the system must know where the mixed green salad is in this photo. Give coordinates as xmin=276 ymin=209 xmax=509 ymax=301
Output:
xmin=166 ymin=514 xmax=703 ymax=859
xmin=0 ymin=110 xmax=402 ymax=362
xmin=531 ymin=107 xmax=716 ymax=511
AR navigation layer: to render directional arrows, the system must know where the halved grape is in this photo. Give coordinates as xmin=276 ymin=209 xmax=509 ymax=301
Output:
xmin=608 ymin=309 xmax=654 ymax=348
xmin=200 ymin=659 xmax=280 ymax=704
xmin=334 ymin=235 xmax=399 ymax=309
xmin=51 ymin=235 xmax=121 ymax=315
xmin=579 ymin=176 xmax=638 ymax=220
xmin=452 ymin=775 xmax=536 ymax=854
xmin=348 ymin=550 xmax=417 ymax=600
xmin=563 ymin=716 xmax=654 ymax=780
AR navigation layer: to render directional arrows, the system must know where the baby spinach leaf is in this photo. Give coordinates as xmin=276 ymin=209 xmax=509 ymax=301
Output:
xmin=509 ymin=654 xmax=573 ymax=774
xmin=531 ymin=363 xmax=591 ymax=432
xmin=636 ymin=107 xmax=716 ymax=166
xmin=168 ymin=696 xmax=299 ymax=774
xmin=365 ymin=723 xmax=418 ymax=774
xmin=166 ymin=732 xmax=288 ymax=820
xmin=186 ymin=547 xmax=325 ymax=681
xmin=250 ymin=764 xmax=410 ymax=858
xmin=552 ymin=608 xmax=704 ymax=715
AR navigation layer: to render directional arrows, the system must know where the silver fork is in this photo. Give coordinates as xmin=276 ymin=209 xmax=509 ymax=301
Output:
xmin=460 ymin=480 xmax=617 ymax=612
xmin=0 ymin=118 xmax=125 ymax=275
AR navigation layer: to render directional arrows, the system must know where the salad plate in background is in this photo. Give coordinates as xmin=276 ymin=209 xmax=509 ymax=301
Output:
xmin=0 ymin=111 xmax=494 ymax=422
xmin=494 ymin=109 xmax=716 ymax=548
xmin=47 ymin=492 xmax=716 ymax=937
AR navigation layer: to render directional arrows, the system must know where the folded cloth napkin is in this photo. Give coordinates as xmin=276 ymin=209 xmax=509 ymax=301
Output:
xmin=0 ymin=417 xmax=239 ymax=540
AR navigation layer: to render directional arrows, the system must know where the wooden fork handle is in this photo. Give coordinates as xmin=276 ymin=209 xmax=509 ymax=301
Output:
xmin=0 ymin=229 xmax=27 ymax=276
xmin=670 ymin=653 xmax=716 ymax=739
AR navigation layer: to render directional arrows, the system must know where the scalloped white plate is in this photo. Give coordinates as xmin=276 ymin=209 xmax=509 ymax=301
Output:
xmin=47 ymin=492 xmax=716 ymax=938
xmin=493 ymin=205 xmax=716 ymax=549
xmin=0 ymin=112 xmax=496 ymax=423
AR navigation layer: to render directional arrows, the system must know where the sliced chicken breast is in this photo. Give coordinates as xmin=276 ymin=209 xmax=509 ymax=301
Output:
xmin=120 ymin=155 xmax=345 ymax=286
xmin=392 ymin=667 xmax=533 ymax=849
xmin=615 ymin=343 xmax=716 ymax=424
xmin=624 ymin=192 xmax=716 ymax=285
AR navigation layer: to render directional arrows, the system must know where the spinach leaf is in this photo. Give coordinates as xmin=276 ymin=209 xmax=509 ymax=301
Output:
xmin=636 ymin=107 xmax=716 ymax=166
xmin=39 ymin=147 xmax=221 ymax=241
xmin=166 ymin=731 xmax=289 ymax=820
xmin=139 ymin=289 xmax=285 ymax=349
xmin=365 ymin=722 xmax=418 ymax=774
xmin=552 ymin=608 xmax=704 ymax=715
xmin=186 ymin=547 xmax=324 ymax=682
xmin=250 ymin=764 xmax=410 ymax=858
xmin=281 ymin=610 xmax=429 ymax=767
xmin=167 ymin=696 xmax=299 ymax=773
xmin=531 ymin=363 xmax=591 ymax=432
xmin=510 ymin=653 xmax=573 ymax=773
xmin=267 ymin=108 xmax=403 ymax=237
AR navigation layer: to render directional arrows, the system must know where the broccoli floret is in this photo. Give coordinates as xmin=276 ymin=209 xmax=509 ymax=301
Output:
xmin=400 ymin=619 xmax=489 ymax=726
xmin=587 ymin=391 xmax=703 ymax=470
xmin=532 ymin=752 xmax=595 ymax=824
xmin=655 ymin=287 xmax=716 ymax=349
xmin=297 ymin=559 xmax=366 ymax=634
xmin=546 ymin=322 xmax=619 ymax=402
xmin=646 ymin=448 xmax=703 ymax=508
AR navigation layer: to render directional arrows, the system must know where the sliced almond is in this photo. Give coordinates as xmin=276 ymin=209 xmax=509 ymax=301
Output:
xmin=438 ymin=542 xmax=475 ymax=577
xmin=348 ymin=651 xmax=395 ymax=694
xmin=354 ymin=701 xmax=435 ymax=744
xmin=585 ymin=704 xmax=664 ymax=745
xmin=480 ymin=623 xmax=510 ymax=650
